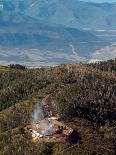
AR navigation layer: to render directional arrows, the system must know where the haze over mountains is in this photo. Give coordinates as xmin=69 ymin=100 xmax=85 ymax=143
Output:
xmin=0 ymin=0 xmax=116 ymax=66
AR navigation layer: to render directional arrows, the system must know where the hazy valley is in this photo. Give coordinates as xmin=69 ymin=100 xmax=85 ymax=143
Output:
xmin=0 ymin=0 xmax=116 ymax=66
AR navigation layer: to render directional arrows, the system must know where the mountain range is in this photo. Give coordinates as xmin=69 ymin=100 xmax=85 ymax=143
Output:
xmin=0 ymin=0 xmax=116 ymax=30
xmin=0 ymin=0 xmax=116 ymax=66
xmin=25 ymin=0 xmax=116 ymax=30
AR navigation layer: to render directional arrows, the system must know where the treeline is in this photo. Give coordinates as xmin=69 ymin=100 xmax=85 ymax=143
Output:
xmin=9 ymin=64 xmax=27 ymax=70
xmin=86 ymin=59 xmax=116 ymax=72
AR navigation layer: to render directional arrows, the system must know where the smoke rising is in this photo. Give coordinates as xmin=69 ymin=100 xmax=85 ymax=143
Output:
xmin=31 ymin=102 xmax=54 ymax=135
xmin=41 ymin=120 xmax=54 ymax=135
xmin=31 ymin=103 xmax=44 ymax=123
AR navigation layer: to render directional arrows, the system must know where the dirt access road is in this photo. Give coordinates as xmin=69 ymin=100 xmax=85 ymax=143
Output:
xmin=41 ymin=85 xmax=64 ymax=117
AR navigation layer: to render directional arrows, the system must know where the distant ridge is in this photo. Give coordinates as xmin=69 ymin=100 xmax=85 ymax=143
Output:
xmin=0 ymin=0 xmax=116 ymax=66
xmin=0 ymin=0 xmax=116 ymax=30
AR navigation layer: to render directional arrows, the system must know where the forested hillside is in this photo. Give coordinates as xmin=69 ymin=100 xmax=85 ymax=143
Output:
xmin=0 ymin=60 xmax=116 ymax=155
xmin=86 ymin=59 xmax=116 ymax=72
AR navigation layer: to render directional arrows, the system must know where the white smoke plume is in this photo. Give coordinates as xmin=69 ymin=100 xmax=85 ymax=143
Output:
xmin=40 ymin=120 xmax=54 ymax=135
xmin=31 ymin=103 xmax=44 ymax=123
xmin=31 ymin=103 xmax=54 ymax=135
